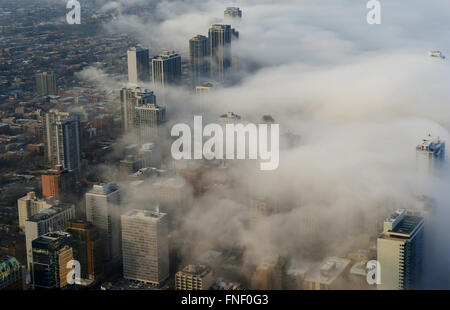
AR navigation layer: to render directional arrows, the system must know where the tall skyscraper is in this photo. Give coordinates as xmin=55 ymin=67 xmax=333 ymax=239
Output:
xmin=85 ymin=183 xmax=121 ymax=265
xmin=35 ymin=72 xmax=56 ymax=96
xmin=208 ymin=24 xmax=232 ymax=81
xmin=224 ymin=7 xmax=242 ymax=18
xmin=25 ymin=203 xmax=76 ymax=270
xmin=66 ymin=220 xmax=103 ymax=282
xmin=416 ymin=135 xmax=445 ymax=175
xmin=31 ymin=231 xmax=74 ymax=290
xmin=121 ymin=209 xmax=169 ymax=286
xmin=120 ymin=87 xmax=156 ymax=134
xmin=17 ymin=191 xmax=56 ymax=231
xmin=135 ymin=102 xmax=166 ymax=144
xmin=189 ymin=35 xmax=210 ymax=83
xmin=152 ymin=51 xmax=182 ymax=88
xmin=43 ymin=109 xmax=81 ymax=175
xmin=175 ymin=265 xmax=214 ymax=290
xmin=41 ymin=165 xmax=76 ymax=202
xmin=127 ymin=47 xmax=150 ymax=85
xmin=377 ymin=209 xmax=425 ymax=290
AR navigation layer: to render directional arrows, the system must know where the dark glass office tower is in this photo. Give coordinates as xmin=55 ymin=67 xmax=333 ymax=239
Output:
xmin=31 ymin=231 xmax=74 ymax=290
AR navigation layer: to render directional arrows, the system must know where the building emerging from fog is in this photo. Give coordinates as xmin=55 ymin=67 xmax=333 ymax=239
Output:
xmin=35 ymin=72 xmax=56 ymax=96
xmin=175 ymin=265 xmax=214 ymax=290
xmin=304 ymin=257 xmax=351 ymax=290
xmin=224 ymin=7 xmax=242 ymax=18
xmin=127 ymin=47 xmax=150 ymax=85
xmin=416 ymin=135 xmax=445 ymax=174
xmin=152 ymin=51 xmax=182 ymax=88
xmin=120 ymin=87 xmax=156 ymax=134
xmin=31 ymin=231 xmax=74 ymax=290
xmin=85 ymin=183 xmax=121 ymax=265
xmin=121 ymin=209 xmax=169 ymax=286
xmin=43 ymin=109 xmax=81 ymax=176
xmin=377 ymin=209 xmax=424 ymax=290
xmin=189 ymin=35 xmax=210 ymax=83
xmin=135 ymin=101 xmax=166 ymax=144
xmin=208 ymin=24 xmax=232 ymax=81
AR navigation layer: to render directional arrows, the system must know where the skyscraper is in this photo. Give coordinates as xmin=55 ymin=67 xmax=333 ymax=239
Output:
xmin=416 ymin=135 xmax=445 ymax=175
xmin=127 ymin=47 xmax=150 ymax=85
xmin=377 ymin=209 xmax=425 ymax=290
xmin=43 ymin=109 xmax=81 ymax=175
xmin=121 ymin=209 xmax=169 ymax=286
xmin=85 ymin=183 xmax=121 ymax=265
xmin=152 ymin=51 xmax=182 ymax=88
xmin=208 ymin=24 xmax=232 ymax=81
xmin=224 ymin=7 xmax=242 ymax=19
xmin=66 ymin=220 xmax=103 ymax=282
xmin=35 ymin=72 xmax=56 ymax=96
xmin=135 ymin=102 xmax=166 ymax=144
xmin=175 ymin=265 xmax=214 ymax=290
xmin=25 ymin=203 xmax=76 ymax=271
xmin=31 ymin=231 xmax=74 ymax=290
xmin=189 ymin=35 xmax=210 ymax=83
xmin=120 ymin=87 xmax=156 ymax=134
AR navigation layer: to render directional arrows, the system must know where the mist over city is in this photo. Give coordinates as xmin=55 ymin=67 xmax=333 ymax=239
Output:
xmin=1 ymin=0 xmax=450 ymax=297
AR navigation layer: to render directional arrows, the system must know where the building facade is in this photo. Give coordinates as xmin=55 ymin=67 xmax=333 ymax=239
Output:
xmin=41 ymin=165 xmax=76 ymax=201
xmin=85 ymin=183 xmax=121 ymax=264
xmin=121 ymin=209 xmax=169 ymax=286
xmin=208 ymin=24 xmax=232 ymax=81
xmin=175 ymin=265 xmax=214 ymax=290
xmin=43 ymin=109 xmax=81 ymax=175
xmin=66 ymin=220 xmax=103 ymax=281
xmin=127 ymin=47 xmax=150 ymax=85
xmin=152 ymin=51 xmax=182 ymax=88
xmin=189 ymin=35 xmax=210 ymax=83
xmin=377 ymin=209 xmax=425 ymax=290
xmin=25 ymin=204 xmax=76 ymax=270
xmin=0 ymin=256 xmax=25 ymax=290
xmin=35 ymin=72 xmax=56 ymax=96
xmin=120 ymin=87 xmax=156 ymax=134
xmin=31 ymin=231 xmax=74 ymax=290
xmin=17 ymin=191 xmax=56 ymax=231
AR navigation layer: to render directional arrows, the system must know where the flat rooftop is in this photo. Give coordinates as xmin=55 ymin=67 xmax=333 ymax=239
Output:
xmin=26 ymin=203 xmax=73 ymax=222
xmin=123 ymin=209 xmax=166 ymax=220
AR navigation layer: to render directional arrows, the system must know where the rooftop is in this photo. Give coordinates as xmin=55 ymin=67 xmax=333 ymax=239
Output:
xmin=178 ymin=265 xmax=211 ymax=277
xmin=123 ymin=208 xmax=166 ymax=220
xmin=26 ymin=203 xmax=73 ymax=222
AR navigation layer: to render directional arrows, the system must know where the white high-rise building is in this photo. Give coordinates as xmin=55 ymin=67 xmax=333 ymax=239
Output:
xmin=85 ymin=183 xmax=121 ymax=264
xmin=25 ymin=203 xmax=76 ymax=270
xmin=127 ymin=47 xmax=150 ymax=85
xmin=377 ymin=209 xmax=425 ymax=290
xmin=121 ymin=209 xmax=169 ymax=286
xmin=17 ymin=191 xmax=56 ymax=231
